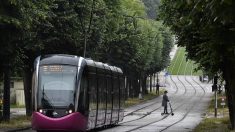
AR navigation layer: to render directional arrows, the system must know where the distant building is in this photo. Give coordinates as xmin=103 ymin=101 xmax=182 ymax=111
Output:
xmin=0 ymin=77 xmax=25 ymax=106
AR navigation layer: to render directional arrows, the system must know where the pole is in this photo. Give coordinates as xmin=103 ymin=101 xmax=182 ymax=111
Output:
xmin=164 ymin=73 xmax=167 ymax=87
xmin=138 ymin=79 xmax=143 ymax=100
xmin=222 ymin=97 xmax=225 ymax=117
xmin=215 ymin=89 xmax=217 ymax=118
xmin=83 ymin=33 xmax=87 ymax=58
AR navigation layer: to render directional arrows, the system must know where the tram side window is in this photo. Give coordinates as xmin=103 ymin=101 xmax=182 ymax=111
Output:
xmin=88 ymin=72 xmax=97 ymax=112
xmin=98 ymin=74 xmax=106 ymax=110
xmin=78 ymin=72 xmax=88 ymax=115
xmin=120 ymin=77 xmax=125 ymax=109
xmin=113 ymin=76 xmax=119 ymax=110
xmin=106 ymin=75 xmax=112 ymax=110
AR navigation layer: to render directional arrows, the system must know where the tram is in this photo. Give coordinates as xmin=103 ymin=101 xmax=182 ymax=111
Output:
xmin=31 ymin=54 xmax=125 ymax=131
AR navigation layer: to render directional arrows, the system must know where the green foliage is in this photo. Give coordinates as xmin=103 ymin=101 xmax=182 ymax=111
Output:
xmin=0 ymin=0 xmax=174 ymax=114
xmin=159 ymin=0 xmax=235 ymax=128
xmin=0 ymin=0 xmax=173 ymax=77
xmin=159 ymin=0 xmax=235 ymax=74
xmin=121 ymin=0 xmax=146 ymax=17
xmin=141 ymin=0 xmax=161 ymax=19
xmin=93 ymin=0 xmax=174 ymax=79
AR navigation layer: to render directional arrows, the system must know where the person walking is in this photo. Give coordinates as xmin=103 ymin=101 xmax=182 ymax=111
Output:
xmin=162 ymin=90 xmax=169 ymax=114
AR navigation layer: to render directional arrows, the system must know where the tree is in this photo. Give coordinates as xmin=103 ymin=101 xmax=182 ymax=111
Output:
xmin=0 ymin=0 xmax=32 ymax=120
xmin=0 ymin=0 xmax=55 ymax=116
xmin=0 ymin=0 xmax=174 ymax=118
xmin=160 ymin=0 xmax=235 ymax=129
xmin=20 ymin=0 xmax=55 ymax=116
xmin=141 ymin=0 xmax=160 ymax=19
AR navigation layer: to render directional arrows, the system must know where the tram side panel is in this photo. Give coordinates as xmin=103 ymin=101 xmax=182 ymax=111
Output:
xmin=96 ymin=68 xmax=106 ymax=126
xmin=77 ymin=69 xmax=89 ymax=118
xmin=86 ymin=65 xmax=124 ymax=129
xmin=112 ymin=75 xmax=119 ymax=123
xmin=105 ymin=71 xmax=112 ymax=125
xmin=119 ymin=76 xmax=125 ymax=122
xmin=87 ymin=66 xmax=97 ymax=129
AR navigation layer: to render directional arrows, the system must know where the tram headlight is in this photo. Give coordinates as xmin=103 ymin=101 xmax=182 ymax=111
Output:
xmin=39 ymin=109 xmax=43 ymax=113
xmin=66 ymin=109 xmax=73 ymax=114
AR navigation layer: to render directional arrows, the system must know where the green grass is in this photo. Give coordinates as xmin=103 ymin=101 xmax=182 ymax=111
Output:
xmin=168 ymin=47 xmax=202 ymax=75
xmin=194 ymin=93 xmax=234 ymax=132
xmin=125 ymin=88 xmax=165 ymax=108
xmin=208 ymin=94 xmax=229 ymax=114
xmin=10 ymin=104 xmax=25 ymax=108
xmin=194 ymin=117 xmax=232 ymax=132
xmin=0 ymin=116 xmax=31 ymax=129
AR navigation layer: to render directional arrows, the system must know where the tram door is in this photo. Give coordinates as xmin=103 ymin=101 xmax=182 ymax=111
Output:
xmin=105 ymin=71 xmax=112 ymax=125
xmin=97 ymin=68 xmax=106 ymax=126
xmin=87 ymin=66 xmax=97 ymax=129
xmin=119 ymin=76 xmax=125 ymax=121
xmin=112 ymin=75 xmax=119 ymax=123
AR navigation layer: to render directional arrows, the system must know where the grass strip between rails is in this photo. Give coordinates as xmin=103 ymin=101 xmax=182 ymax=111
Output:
xmin=125 ymin=88 xmax=164 ymax=108
xmin=168 ymin=47 xmax=202 ymax=76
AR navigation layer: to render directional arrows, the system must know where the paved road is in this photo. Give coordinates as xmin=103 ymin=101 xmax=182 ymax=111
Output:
xmin=100 ymin=75 xmax=212 ymax=132
xmin=19 ymin=75 xmax=212 ymax=132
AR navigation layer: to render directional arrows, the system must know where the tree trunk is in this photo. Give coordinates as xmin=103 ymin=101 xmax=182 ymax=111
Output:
xmin=138 ymin=77 xmax=141 ymax=96
xmin=225 ymin=78 xmax=235 ymax=129
xmin=23 ymin=67 xmax=33 ymax=116
xmin=125 ymin=77 xmax=128 ymax=99
xmin=153 ymin=73 xmax=156 ymax=86
xmin=150 ymin=75 xmax=152 ymax=92
xmin=225 ymin=82 xmax=234 ymax=129
xmin=142 ymin=76 xmax=148 ymax=94
xmin=129 ymin=78 xmax=133 ymax=98
xmin=223 ymin=61 xmax=235 ymax=129
xmin=132 ymin=78 xmax=139 ymax=97
xmin=3 ymin=65 xmax=10 ymax=121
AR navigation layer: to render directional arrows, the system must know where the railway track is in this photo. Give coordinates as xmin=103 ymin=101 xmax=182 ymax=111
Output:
xmin=100 ymin=56 xmax=211 ymax=132
xmin=120 ymin=59 xmax=208 ymax=132
xmin=123 ymin=76 xmax=196 ymax=132
xmin=98 ymin=74 xmax=187 ymax=132
xmin=159 ymin=76 xmax=206 ymax=132
xmin=119 ymin=72 xmax=181 ymax=124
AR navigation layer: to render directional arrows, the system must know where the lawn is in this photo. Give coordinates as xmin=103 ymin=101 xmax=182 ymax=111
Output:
xmin=193 ymin=93 xmax=234 ymax=132
xmin=0 ymin=116 xmax=31 ymax=130
xmin=167 ymin=47 xmax=202 ymax=75
xmin=125 ymin=88 xmax=165 ymax=108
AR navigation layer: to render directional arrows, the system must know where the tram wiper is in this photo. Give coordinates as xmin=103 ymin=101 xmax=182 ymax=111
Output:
xmin=42 ymin=85 xmax=54 ymax=110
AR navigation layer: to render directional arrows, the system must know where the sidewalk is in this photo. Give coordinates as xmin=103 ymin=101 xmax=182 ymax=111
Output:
xmin=10 ymin=108 xmax=26 ymax=118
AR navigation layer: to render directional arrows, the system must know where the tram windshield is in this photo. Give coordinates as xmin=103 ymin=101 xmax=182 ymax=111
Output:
xmin=38 ymin=65 xmax=77 ymax=109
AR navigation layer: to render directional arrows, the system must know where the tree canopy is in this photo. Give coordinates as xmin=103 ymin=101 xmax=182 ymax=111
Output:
xmin=0 ymin=0 xmax=174 ymax=119
xmin=159 ymin=0 xmax=235 ymax=129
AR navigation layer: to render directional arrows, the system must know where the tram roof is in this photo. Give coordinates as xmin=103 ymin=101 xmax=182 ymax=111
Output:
xmin=38 ymin=54 xmax=123 ymax=74
xmin=40 ymin=54 xmax=80 ymax=66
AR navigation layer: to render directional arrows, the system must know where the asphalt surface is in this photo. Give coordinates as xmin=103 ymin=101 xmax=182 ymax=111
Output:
xmin=14 ymin=75 xmax=212 ymax=132
xmin=98 ymin=75 xmax=212 ymax=132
